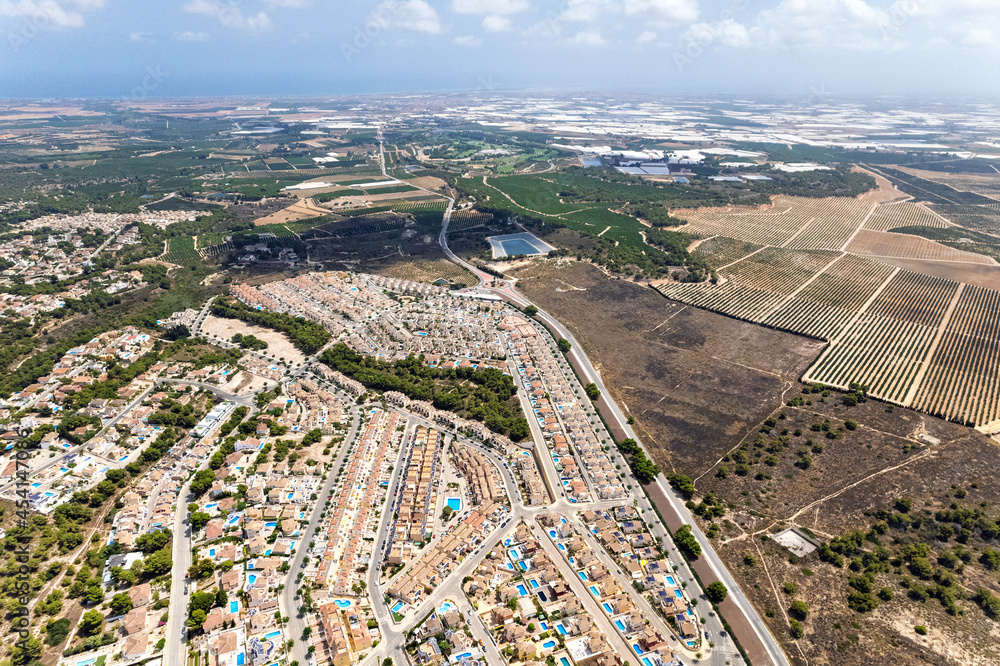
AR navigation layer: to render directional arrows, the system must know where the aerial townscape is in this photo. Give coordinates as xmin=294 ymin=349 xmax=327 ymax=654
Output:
xmin=4 ymin=10 xmax=1000 ymax=666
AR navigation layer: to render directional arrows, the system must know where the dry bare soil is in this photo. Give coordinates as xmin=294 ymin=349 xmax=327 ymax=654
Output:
xmin=513 ymin=260 xmax=824 ymax=474
xmin=512 ymin=260 xmax=1000 ymax=666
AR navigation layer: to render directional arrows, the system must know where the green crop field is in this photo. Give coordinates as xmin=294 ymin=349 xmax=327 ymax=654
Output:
xmin=162 ymin=236 xmax=201 ymax=264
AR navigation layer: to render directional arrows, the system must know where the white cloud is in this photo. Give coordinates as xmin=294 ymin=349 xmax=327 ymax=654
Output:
xmin=451 ymin=0 xmax=528 ymax=15
xmin=682 ymin=18 xmax=749 ymax=48
xmin=959 ymin=26 xmax=995 ymax=46
xmin=751 ymin=0 xmax=890 ymax=50
xmin=130 ymin=30 xmax=154 ymax=42
xmin=173 ymin=30 xmax=208 ymax=41
xmin=368 ymin=0 xmax=442 ymax=34
xmin=0 ymin=0 xmax=104 ymax=29
xmin=182 ymin=0 xmax=271 ymax=32
xmin=561 ymin=0 xmax=615 ymax=22
xmin=636 ymin=30 xmax=656 ymax=44
xmin=454 ymin=34 xmax=482 ymax=46
xmin=569 ymin=29 xmax=604 ymax=45
xmin=482 ymin=14 xmax=511 ymax=31
xmin=623 ymin=0 xmax=698 ymax=26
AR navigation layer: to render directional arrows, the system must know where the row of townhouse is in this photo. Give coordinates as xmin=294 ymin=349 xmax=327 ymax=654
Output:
xmin=451 ymin=442 xmax=505 ymax=505
xmin=387 ymin=425 xmax=443 ymax=563
xmin=314 ymin=409 xmax=399 ymax=594
xmin=387 ymin=501 xmax=506 ymax=604
xmin=504 ymin=314 xmax=626 ymax=501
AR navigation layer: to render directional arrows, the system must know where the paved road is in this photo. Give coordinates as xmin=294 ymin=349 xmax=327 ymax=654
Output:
xmin=0 ymin=383 xmax=158 ymax=494
xmin=163 ymin=394 xmax=257 ymax=666
xmin=280 ymin=402 xmax=364 ymax=666
xmin=435 ymin=220 xmax=786 ymax=665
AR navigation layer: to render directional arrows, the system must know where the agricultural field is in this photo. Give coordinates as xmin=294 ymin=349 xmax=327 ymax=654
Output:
xmin=690 ymin=236 xmax=763 ymax=269
xmin=162 ymin=235 xmax=200 ymax=264
xmin=846 ymin=229 xmax=997 ymax=265
xmin=803 ymin=271 xmax=960 ymax=404
xmin=929 ymin=204 xmax=1000 ymax=235
xmin=676 ymin=195 xmax=873 ymax=250
xmin=762 ymin=254 xmax=898 ymax=340
xmin=910 ymin=284 xmax=1000 ymax=428
xmin=660 ymin=234 xmax=1000 ymax=427
xmin=656 ymin=247 xmax=843 ymax=323
xmin=894 ymin=166 xmax=1000 ymax=201
xmin=864 ymin=201 xmax=950 ymax=231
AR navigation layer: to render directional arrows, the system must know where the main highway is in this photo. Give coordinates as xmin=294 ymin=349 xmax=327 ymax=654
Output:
xmin=433 ymin=198 xmax=789 ymax=666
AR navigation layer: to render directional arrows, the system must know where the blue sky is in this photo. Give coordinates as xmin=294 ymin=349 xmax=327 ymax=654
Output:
xmin=0 ymin=0 xmax=998 ymax=97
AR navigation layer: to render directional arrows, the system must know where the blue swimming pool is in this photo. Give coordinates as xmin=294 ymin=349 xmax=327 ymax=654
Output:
xmin=334 ymin=599 xmax=352 ymax=609
xmin=391 ymin=601 xmax=404 ymax=613
xmin=560 ymin=658 xmax=570 ymax=666
xmin=674 ymin=589 xmax=684 ymax=599
xmin=666 ymin=576 xmax=676 ymax=586
xmin=615 ymin=620 xmax=626 ymax=631
xmin=549 ymin=530 xmax=557 ymax=537
xmin=557 ymin=543 xmax=566 ymax=551
xmin=542 ymin=640 xmax=556 ymax=649
xmin=230 ymin=600 xmax=238 ymax=613
xmin=248 ymin=574 xmax=257 ymax=585
xmin=210 ymin=548 xmax=216 ymax=557
xmin=236 ymin=653 xmax=245 ymax=666
xmin=578 ymin=571 xmax=588 ymax=581
xmin=529 ymin=579 xmax=540 ymax=589
xmin=603 ymin=602 xmax=613 ymax=613
xmin=508 ymin=548 xmax=521 ymax=560
xmin=446 ymin=497 xmax=462 ymax=511
xmin=440 ymin=602 xmax=454 ymax=613
xmin=265 ymin=521 xmax=277 ymax=528
xmin=264 ymin=630 xmax=281 ymax=640
xmin=642 ymin=658 xmax=653 ymax=666
xmin=556 ymin=624 xmax=567 ymax=636
xmin=589 ymin=585 xmax=600 ymax=596
xmin=516 ymin=584 xmax=528 ymax=596
xmin=539 ymin=622 xmax=549 ymax=631
xmin=518 ymin=561 xmax=528 ymax=571
xmin=632 ymin=644 xmax=643 ymax=655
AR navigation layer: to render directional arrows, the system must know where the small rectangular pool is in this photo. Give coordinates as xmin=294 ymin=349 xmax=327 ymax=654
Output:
xmin=529 ymin=579 xmax=540 ymax=589
xmin=264 ymin=630 xmax=281 ymax=640
xmin=615 ymin=620 xmax=626 ymax=631
xmin=578 ymin=571 xmax=588 ymax=581
xmin=446 ymin=497 xmax=462 ymax=511
xmin=516 ymin=584 xmax=528 ymax=596
xmin=602 ymin=602 xmax=613 ymax=614
xmin=589 ymin=585 xmax=600 ymax=596
xmin=230 ymin=600 xmax=238 ymax=613
xmin=391 ymin=601 xmax=404 ymax=613
xmin=556 ymin=623 xmax=567 ymax=636
xmin=666 ymin=576 xmax=676 ymax=586
xmin=674 ymin=589 xmax=684 ymax=599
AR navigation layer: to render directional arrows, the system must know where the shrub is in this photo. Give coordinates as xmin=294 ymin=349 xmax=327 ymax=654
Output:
xmin=914 ymin=625 xmax=927 ymax=636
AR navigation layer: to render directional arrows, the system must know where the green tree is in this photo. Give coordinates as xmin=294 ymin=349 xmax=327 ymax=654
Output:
xmin=557 ymin=338 xmax=571 ymax=353
xmin=11 ymin=637 xmax=42 ymax=666
xmin=79 ymin=609 xmax=104 ymax=636
xmin=110 ymin=592 xmax=134 ymax=616
xmin=789 ymin=600 xmax=809 ymax=620
xmin=705 ymin=582 xmax=728 ymax=604
xmin=524 ymin=305 xmax=538 ymax=317
xmin=584 ymin=383 xmax=600 ymax=401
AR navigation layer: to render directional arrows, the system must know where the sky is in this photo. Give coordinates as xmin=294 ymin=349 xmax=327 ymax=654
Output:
xmin=1 ymin=0 xmax=999 ymax=98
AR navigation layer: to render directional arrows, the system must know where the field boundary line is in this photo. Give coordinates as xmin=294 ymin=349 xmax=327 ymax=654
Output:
xmin=918 ymin=201 xmax=954 ymax=227
xmin=841 ymin=202 xmax=878 ymax=249
xmin=717 ymin=244 xmax=770 ymax=271
xmin=801 ymin=266 xmax=901 ymax=386
xmin=759 ymin=252 xmax=846 ymax=322
xmin=847 ymin=252 xmax=997 ymax=266
xmin=902 ymin=282 xmax=965 ymax=407
xmin=780 ymin=217 xmax=815 ymax=248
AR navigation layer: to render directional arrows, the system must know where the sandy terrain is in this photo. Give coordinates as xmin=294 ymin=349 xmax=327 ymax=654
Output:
xmin=854 ymin=165 xmax=909 ymax=203
xmin=200 ymin=315 xmax=307 ymax=366
xmin=254 ymin=198 xmax=329 ymax=226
